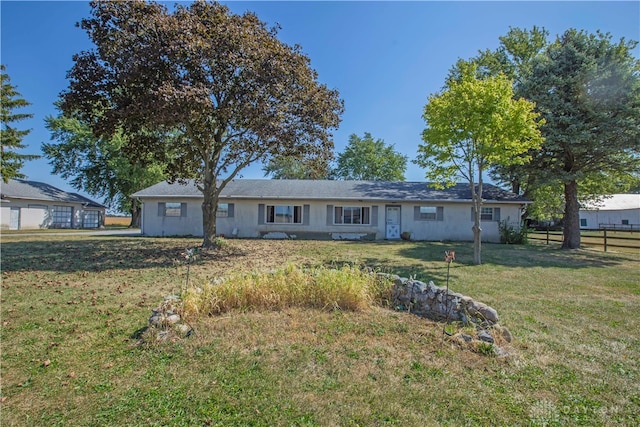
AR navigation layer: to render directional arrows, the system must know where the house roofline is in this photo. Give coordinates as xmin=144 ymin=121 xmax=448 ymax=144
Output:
xmin=2 ymin=194 xmax=106 ymax=208
xmin=135 ymin=194 xmax=531 ymax=204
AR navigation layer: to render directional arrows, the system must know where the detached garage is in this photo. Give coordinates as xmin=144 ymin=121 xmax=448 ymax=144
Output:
xmin=0 ymin=179 xmax=106 ymax=230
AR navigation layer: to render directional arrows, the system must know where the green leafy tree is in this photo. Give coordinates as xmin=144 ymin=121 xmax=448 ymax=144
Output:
xmin=417 ymin=65 xmax=544 ymax=265
xmin=1 ymin=65 xmax=38 ymax=182
xmin=448 ymin=26 xmax=549 ymax=89
xmin=465 ymin=28 xmax=640 ymax=248
xmin=448 ymin=27 xmax=549 ymax=196
xmin=333 ymin=132 xmax=407 ymax=181
xmin=480 ymin=27 xmax=549 ymax=196
xmin=518 ymin=30 xmax=640 ymax=249
xmin=42 ymin=112 xmax=166 ymax=227
xmin=263 ymin=153 xmax=332 ymax=179
xmin=60 ymin=1 xmax=343 ymax=247
xmin=526 ymin=171 xmax=639 ymax=223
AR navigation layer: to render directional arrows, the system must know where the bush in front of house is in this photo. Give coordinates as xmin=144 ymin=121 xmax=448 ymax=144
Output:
xmin=498 ymin=220 xmax=529 ymax=244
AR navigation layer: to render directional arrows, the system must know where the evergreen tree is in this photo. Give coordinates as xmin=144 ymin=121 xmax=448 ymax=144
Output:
xmin=1 ymin=65 xmax=38 ymax=182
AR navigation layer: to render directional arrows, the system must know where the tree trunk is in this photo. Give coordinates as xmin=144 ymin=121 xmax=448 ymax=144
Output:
xmin=562 ymin=180 xmax=581 ymax=249
xmin=472 ymin=212 xmax=482 ymax=265
xmin=202 ymin=197 xmax=218 ymax=248
xmin=129 ymin=199 xmax=141 ymax=228
xmin=471 ymin=175 xmax=483 ymax=265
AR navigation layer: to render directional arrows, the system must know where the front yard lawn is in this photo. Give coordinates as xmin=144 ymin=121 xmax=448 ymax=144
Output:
xmin=1 ymin=236 xmax=638 ymax=426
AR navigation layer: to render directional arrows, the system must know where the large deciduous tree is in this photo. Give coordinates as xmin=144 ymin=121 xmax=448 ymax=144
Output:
xmin=60 ymin=1 xmax=343 ymax=247
xmin=1 ymin=65 xmax=38 ymax=182
xmin=465 ymin=26 xmax=550 ymax=197
xmin=262 ymin=153 xmax=332 ymax=179
xmin=518 ymin=29 xmax=640 ymax=249
xmin=43 ymin=112 xmax=166 ymax=227
xmin=417 ymin=65 xmax=544 ymax=265
xmin=466 ymin=28 xmax=640 ymax=249
xmin=333 ymin=132 xmax=407 ymax=181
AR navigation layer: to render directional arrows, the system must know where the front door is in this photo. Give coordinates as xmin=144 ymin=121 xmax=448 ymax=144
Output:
xmin=385 ymin=206 xmax=400 ymax=239
xmin=10 ymin=208 xmax=20 ymax=230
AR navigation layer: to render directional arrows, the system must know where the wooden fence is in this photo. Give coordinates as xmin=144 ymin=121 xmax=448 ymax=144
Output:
xmin=529 ymin=228 xmax=640 ymax=253
xmin=598 ymin=223 xmax=640 ymax=231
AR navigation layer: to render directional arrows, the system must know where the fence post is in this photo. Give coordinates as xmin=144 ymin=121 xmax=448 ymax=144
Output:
xmin=603 ymin=229 xmax=608 ymax=252
xmin=546 ymin=227 xmax=550 ymax=245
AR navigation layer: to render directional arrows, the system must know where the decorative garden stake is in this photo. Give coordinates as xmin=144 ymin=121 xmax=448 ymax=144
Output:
xmin=183 ymin=247 xmax=199 ymax=293
xmin=443 ymin=250 xmax=456 ymax=336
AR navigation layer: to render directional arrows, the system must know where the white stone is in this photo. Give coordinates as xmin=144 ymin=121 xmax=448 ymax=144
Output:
xmin=166 ymin=314 xmax=181 ymax=325
xmin=263 ymin=232 xmax=289 ymax=239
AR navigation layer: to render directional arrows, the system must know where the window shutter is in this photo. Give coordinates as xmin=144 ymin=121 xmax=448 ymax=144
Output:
xmin=228 ymin=203 xmax=234 ymax=218
xmin=437 ymin=206 xmax=444 ymax=221
xmin=326 ymin=205 xmax=333 ymax=226
xmin=371 ymin=206 xmax=378 ymax=226
xmin=494 ymin=208 xmax=500 ymax=222
xmin=414 ymin=206 xmax=420 ymax=221
xmin=158 ymin=202 xmax=165 ymax=217
xmin=180 ymin=203 xmax=187 ymax=217
xmin=303 ymin=204 xmax=310 ymax=225
xmin=258 ymin=204 xmax=265 ymax=225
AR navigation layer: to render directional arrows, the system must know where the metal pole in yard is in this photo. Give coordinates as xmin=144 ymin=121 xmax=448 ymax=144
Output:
xmin=604 ymin=229 xmax=608 ymax=252
xmin=546 ymin=227 xmax=550 ymax=245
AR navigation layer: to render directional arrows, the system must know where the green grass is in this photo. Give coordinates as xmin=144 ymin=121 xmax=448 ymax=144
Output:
xmin=528 ymin=229 xmax=640 ymax=253
xmin=1 ymin=236 xmax=639 ymax=426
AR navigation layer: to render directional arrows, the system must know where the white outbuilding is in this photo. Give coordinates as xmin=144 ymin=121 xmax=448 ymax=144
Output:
xmin=579 ymin=194 xmax=640 ymax=230
xmin=0 ymin=179 xmax=106 ymax=230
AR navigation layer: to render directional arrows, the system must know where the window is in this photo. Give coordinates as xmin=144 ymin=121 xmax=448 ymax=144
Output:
xmin=580 ymin=218 xmax=588 ymax=227
xmin=216 ymin=203 xmax=234 ymax=218
xmin=266 ymin=205 xmax=302 ymax=224
xmin=416 ymin=206 xmax=443 ymax=221
xmin=472 ymin=207 xmax=500 ymax=222
xmin=52 ymin=205 xmax=73 ymax=228
xmin=420 ymin=206 xmax=437 ymax=220
xmin=334 ymin=206 xmax=370 ymax=225
xmin=480 ymin=207 xmax=494 ymax=221
xmin=217 ymin=203 xmax=229 ymax=217
xmin=158 ymin=202 xmax=186 ymax=217
xmin=622 ymin=219 xmax=629 ymax=225
xmin=164 ymin=202 xmax=182 ymax=217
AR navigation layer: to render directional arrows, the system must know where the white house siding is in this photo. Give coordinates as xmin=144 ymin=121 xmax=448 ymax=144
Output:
xmin=580 ymin=209 xmax=640 ymax=229
xmin=1 ymin=205 xmax=49 ymax=229
xmin=139 ymin=197 xmax=523 ymax=243
xmin=219 ymin=199 xmax=380 ymax=239
xmin=140 ymin=198 xmax=203 ymax=236
xmin=399 ymin=202 xmax=522 ymax=243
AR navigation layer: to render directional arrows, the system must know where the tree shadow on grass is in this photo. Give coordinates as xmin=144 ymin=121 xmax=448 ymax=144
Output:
xmin=0 ymin=236 xmax=247 ymax=273
xmin=351 ymin=240 xmax=633 ymax=285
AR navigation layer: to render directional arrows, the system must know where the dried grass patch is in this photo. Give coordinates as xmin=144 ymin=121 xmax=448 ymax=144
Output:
xmin=182 ymin=264 xmax=393 ymax=317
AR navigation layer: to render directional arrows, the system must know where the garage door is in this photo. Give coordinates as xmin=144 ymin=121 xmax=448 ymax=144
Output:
xmin=53 ymin=206 xmax=73 ymax=228
xmin=83 ymin=210 xmax=100 ymax=228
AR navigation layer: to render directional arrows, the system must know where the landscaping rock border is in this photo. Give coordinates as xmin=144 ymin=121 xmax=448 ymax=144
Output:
xmin=147 ymin=271 xmax=513 ymax=356
xmin=148 ymin=294 xmax=193 ymax=340
xmin=382 ymin=273 xmax=512 ymax=356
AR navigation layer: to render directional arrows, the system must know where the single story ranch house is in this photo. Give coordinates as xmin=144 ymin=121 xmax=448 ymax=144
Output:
xmin=0 ymin=179 xmax=106 ymax=230
xmin=132 ymin=179 xmax=530 ymax=242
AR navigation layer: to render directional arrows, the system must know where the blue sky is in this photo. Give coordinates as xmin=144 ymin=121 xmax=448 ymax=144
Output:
xmin=1 ymin=1 xmax=639 ymax=204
